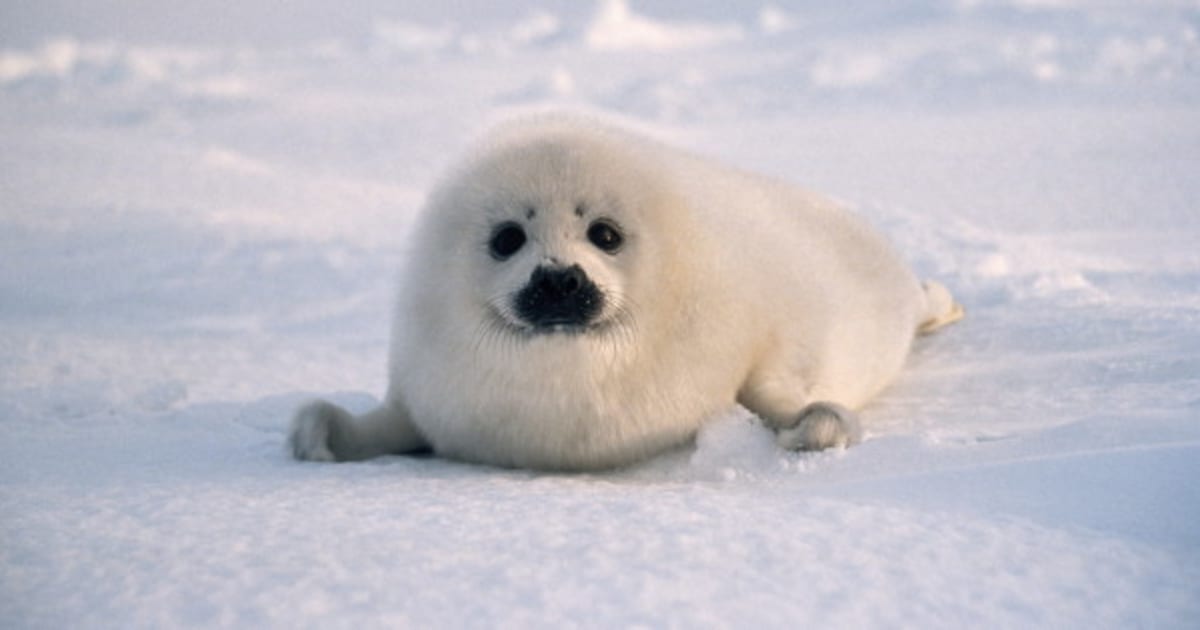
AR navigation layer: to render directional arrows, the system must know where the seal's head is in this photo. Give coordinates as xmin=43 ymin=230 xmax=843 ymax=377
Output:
xmin=392 ymin=123 xmax=709 ymax=468
xmin=418 ymin=126 xmax=677 ymax=346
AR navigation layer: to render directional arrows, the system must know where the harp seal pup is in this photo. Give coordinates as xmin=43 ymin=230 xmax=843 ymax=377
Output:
xmin=289 ymin=115 xmax=962 ymax=471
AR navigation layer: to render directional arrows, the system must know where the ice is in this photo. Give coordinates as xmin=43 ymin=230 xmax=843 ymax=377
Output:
xmin=2 ymin=1 xmax=1199 ymax=627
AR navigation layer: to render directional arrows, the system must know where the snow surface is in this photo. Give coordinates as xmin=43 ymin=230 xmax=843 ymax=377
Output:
xmin=3 ymin=1 xmax=1200 ymax=627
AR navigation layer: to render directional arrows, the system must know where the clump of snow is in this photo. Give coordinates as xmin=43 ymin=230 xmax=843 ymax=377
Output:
xmin=509 ymin=11 xmax=563 ymax=47
xmin=371 ymin=19 xmax=457 ymax=58
xmin=201 ymin=147 xmax=275 ymax=177
xmin=685 ymin=408 xmax=782 ymax=480
xmin=810 ymin=52 xmax=891 ymax=89
xmin=583 ymin=0 xmax=743 ymax=52
xmin=758 ymin=5 xmax=798 ymax=36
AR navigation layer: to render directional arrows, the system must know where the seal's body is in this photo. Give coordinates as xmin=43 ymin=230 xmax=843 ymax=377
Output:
xmin=290 ymin=116 xmax=962 ymax=470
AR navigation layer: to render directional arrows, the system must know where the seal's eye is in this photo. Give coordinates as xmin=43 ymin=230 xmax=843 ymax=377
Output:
xmin=489 ymin=223 xmax=526 ymax=260
xmin=587 ymin=220 xmax=624 ymax=254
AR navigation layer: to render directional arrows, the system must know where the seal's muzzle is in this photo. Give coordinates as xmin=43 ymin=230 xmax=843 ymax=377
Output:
xmin=515 ymin=264 xmax=603 ymax=330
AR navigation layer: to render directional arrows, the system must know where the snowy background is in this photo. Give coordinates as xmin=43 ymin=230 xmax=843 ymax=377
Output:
xmin=2 ymin=1 xmax=1199 ymax=627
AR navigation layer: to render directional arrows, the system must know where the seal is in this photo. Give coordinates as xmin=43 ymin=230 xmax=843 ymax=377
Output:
xmin=289 ymin=115 xmax=963 ymax=471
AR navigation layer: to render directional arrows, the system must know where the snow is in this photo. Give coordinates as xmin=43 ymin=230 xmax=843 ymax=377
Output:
xmin=584 ymin=0 xmax=744 ymax=52
xmin=2 ymin=1 xmax=1199 ymax=627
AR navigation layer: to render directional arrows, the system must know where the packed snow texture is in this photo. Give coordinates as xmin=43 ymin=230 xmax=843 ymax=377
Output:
xmin=2 ymin=1 xmax=1199 ymax=627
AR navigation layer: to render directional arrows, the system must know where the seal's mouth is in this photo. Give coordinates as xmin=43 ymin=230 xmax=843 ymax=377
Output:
xmin=488 ymin=306 xmax=605 ymax=338
xmin=528 ymin=320 xmax=598 ymax=336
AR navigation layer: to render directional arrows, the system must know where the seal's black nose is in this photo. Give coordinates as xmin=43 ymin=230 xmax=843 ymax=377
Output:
xmin=515 ymin=264 xmax=603 ymax=330
xmin=531 ymin=265 xmax=586 ymax=298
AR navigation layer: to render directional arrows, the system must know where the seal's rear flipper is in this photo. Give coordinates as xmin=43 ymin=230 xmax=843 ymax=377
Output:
xmin=917 ymin=280 xmax=964 ymax=335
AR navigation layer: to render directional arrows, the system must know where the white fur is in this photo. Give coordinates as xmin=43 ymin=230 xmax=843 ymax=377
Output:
xmin=289 ymin=115 xmax=962 ymax=471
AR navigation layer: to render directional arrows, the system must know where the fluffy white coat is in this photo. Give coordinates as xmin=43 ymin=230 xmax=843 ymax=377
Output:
xmin=289 ymin=116 xmax=962 ymax=470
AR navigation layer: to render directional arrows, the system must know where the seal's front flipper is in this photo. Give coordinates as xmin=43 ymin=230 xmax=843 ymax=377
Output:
xmin=289 ymin=399 xmax=427 ymax=462
xmin=775 ymin=402 xmax=863 ymax=451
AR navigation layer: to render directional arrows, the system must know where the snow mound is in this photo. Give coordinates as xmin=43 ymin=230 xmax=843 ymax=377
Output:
xmin=0 ymin=38 xmax=251 ymax=107
xmin=583 ymin=0 xmax=743 ymax=52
